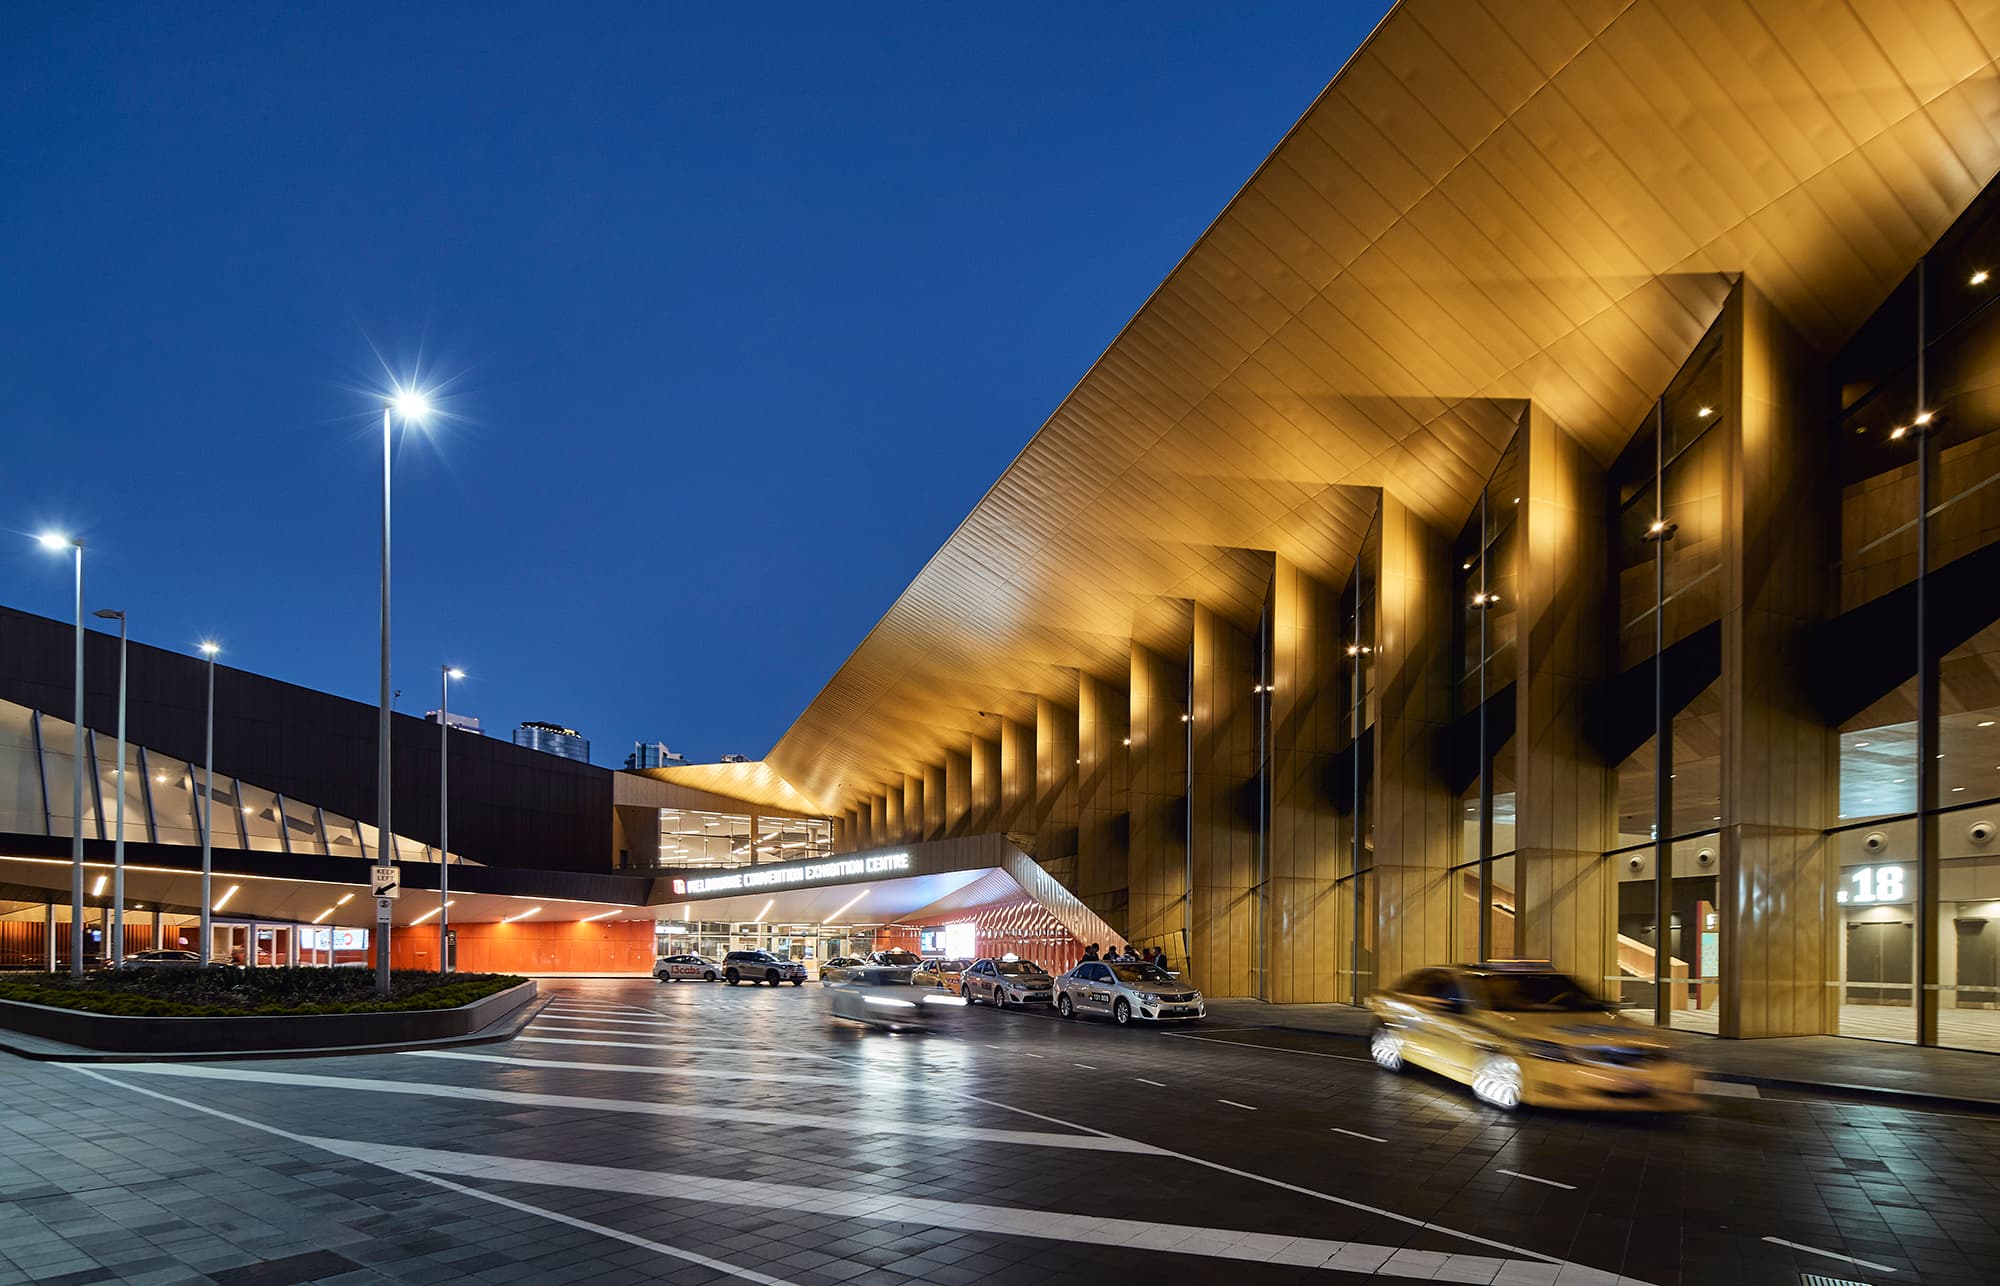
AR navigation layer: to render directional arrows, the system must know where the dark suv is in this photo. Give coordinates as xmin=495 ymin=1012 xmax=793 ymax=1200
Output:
xmin=721 ymin=950 xmax=808 ymax=986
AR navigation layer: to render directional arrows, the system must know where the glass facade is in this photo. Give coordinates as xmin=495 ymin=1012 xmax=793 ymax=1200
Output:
xmin=656 ymin=808 xmax=832 ymax=869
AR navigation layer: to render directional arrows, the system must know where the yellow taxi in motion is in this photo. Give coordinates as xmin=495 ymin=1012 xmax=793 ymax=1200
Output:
xmin=1364 ymin=963 xmax=1700 ymax=1111
xmin=911 ymin=958 xmax=974 ymax=991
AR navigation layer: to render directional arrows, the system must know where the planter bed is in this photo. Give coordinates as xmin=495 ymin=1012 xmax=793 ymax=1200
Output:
xmin=0 ymin=971 xmax=535 ymax=1053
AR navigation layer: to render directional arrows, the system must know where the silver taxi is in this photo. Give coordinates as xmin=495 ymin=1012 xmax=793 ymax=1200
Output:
xmin=1055 ymin=960 xmax=1205 ymax=1026
xmin=653 ymin=953 xmax=719 ymax=983
xmin=961 ymin=957 xmax=1055 ymax=1008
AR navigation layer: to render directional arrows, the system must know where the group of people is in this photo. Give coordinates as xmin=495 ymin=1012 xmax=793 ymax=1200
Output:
xmin=1081 ymin=942 xmax=1168 ymax=969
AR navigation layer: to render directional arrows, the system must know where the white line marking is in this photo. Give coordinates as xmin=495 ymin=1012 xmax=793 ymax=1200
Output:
xmin=1021 ymin=1052 xmax=1044 ymax=1058
xmin=65 ymin=1069 xmax=798 ymax=1286
xmin=1166 ymin=1032 xmax=1371 ymax=1062
xmin=102 ymin=1063 xmax=1155 ymax=1155
xmin=532 ymin=1015 xmax=678 ymax=1028
xmin=1073 ymin=1063 xmax=1097 ymax=1070
xmin=1761 ymin=1236 xmax=1899 ymax=1272
xmin=403 ymin=1050 xmax=854 ymax=1087
xmin=1135 ymin=1078 xmax=1167 ymax=1087
xmin=952 ymin=1090 xmax=1607 ymax=1274
xmin=1332 ymin=1128 xmax=1386 ymax=1143
xmin=512 ymin=1036 xmax=827 ymax=1060
xmin=1497 ymin=1170 xmax=1575 ymax=1190
xmin=1218 ymin=1099 xmax=1258 ymax=1111
xmin=1694 ymin=1078 xmax=1761 ymax=1099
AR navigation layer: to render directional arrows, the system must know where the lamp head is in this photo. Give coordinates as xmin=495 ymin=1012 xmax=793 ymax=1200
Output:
xmin=388 ymin=386 xmax=432 ymax=422
xmin=446 ymin=667 xmax=466 ymax=680
xmin=37 ymin=531 xmax=73 ymax=551
xmin=92 ymin=608 xmax=124 ymax=621
xmin=199 ymin=641 xmax=220 ymax=657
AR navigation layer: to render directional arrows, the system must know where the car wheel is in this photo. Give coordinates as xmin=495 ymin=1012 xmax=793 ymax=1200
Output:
xmin=704 ymin=971 xmax=717 ymax=982
xmin=1368 ymin=1023 xmax=1404 ymax=1072
xmin=725 ymin=969 xmax=740 ymax=985
xmin=1472 ymin=1054 xmax=1524 ymax=1110
xmin=764 ymin=971 xmax=779 ymax=986
xmin=961 ymin=984 xmax=974 ymax=1004
xmin=1113 ymin=999 xmax=1133 ymax=1027
xmin=790 ymin=978 xmax=803 ymax=986
xmin=1057 ymin=994 xmax=1075 ymax=1019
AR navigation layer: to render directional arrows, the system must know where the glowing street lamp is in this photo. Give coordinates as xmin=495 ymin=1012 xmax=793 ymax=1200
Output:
xmin=375 ymin=384 xmax=432 ymax=995
xmin=37 ymin=533 xmax=85 ymax=975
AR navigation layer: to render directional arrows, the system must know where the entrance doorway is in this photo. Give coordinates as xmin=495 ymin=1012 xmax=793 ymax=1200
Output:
xmin=1847 ymin=920 xmax=1915 ymax=1004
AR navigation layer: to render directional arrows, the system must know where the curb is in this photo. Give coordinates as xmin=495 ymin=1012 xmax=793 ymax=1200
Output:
xmin=0 ymin=993 xmax=551 ymax=1064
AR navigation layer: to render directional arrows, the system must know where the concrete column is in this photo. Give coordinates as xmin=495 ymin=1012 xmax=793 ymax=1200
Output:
xmin=1267 ymin=557 xmax=1345 ymax=1002
xmin=1515 ymin=407 xmax=1618 ymax=987
xmin=1128 ymin=640 xmax=1190 ymax=960
xmin=1077 ymin=673 xmax=1131 ymax=935
xmin=1371 ymin=497 xmax=1458 ymax=986
xmin=1191 ymin=605 xmax=1259 ymax=997
xmin=1720 ymin=280 xmax=1838 ymax=1037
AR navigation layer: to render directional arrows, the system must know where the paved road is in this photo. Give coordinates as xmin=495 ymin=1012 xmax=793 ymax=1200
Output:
xmin=3 ymin=978 xmax=1996 ymax=1285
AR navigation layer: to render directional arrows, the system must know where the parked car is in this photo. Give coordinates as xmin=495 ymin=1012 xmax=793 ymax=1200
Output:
xmin=960 ymin=957 xmax=1055 ymax=1008
xmin=817 ymin=956 xmax=868 ymax=985
xmin=116 ymin=949 xmax=203 ymax=970
xmin=720 ymin=950 xmax=808 ymax=986
xmin=911 ymin=958 xmax=973 ymax=990
xmin=1364 ymin=963 xmax=1699 ymax=1111
xmin=653 ymin=953 xmax=720 ymax=983
xmin=1054 ymin=960 xmax=1205 ymax=1025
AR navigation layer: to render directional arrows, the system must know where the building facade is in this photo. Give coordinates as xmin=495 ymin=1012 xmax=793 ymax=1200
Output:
xmin=627 ymin=742 xmax=687 ymax=769
xmin=761 ymin=0 xmax=2000 ymax=1053
xmin=513 ymin=721 xmax=590 ymax=764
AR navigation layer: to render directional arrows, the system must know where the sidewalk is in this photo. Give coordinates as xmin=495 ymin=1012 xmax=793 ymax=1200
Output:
xmin=1201 ymin=998 xmax=2000 ymax=1112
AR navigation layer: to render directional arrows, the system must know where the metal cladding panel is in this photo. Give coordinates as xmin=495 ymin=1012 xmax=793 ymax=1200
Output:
xmin=765 ymin=0 xmax=2000 ymax=817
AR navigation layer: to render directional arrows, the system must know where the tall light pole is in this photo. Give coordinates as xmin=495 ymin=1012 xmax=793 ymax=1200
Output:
xmin=93 ymin=608 xmax=127 ymax=964
xmin=198 ymin=641 xmax=219 ymax=964
xmin=378 ymin=386 xmax=430 ymax=997
xmin=37 ymin=533 xmax=85 ymax=976
xmin=439 ymin=665 xmax=464 ymax=972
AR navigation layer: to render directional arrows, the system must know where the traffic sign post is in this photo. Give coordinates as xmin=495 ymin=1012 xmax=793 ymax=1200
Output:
xmin=372 ymin=865 xmax=400 ymax=899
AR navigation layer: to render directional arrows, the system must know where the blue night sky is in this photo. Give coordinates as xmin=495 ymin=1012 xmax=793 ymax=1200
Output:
xmin=3 ymin=3 xmax=1386 ymax=768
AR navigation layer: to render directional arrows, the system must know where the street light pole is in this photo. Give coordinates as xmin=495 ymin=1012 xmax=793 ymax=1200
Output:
xmin=440 ymin=665 xmax=463 ymax=973
xmin=376 ymin=387 xmax=430 ymax=998
xmin=199 ymin=641 xmax=219 ymax=964
xmin=94 ymin=609 xmax=127 ymax=964
xmin=37 ymin=533 xmax=85 ymax=976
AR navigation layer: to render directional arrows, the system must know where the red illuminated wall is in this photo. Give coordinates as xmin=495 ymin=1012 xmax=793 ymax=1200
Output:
xmin=390 ymin=917 xmax=654 ymax=974
xmin=892 ymin=898 xmax=1084 ymax=974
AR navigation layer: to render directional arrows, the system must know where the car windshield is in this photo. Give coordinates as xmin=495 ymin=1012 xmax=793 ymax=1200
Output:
xmin=876 ymin=951 xmax=920 ymax=967
xmin=1479 ymin=973 xmax=1608 ymax=1012
xmin=1108 ymin=964 xmax=1172 ymax=983
xmin=995 ymin=961 xmax=1043 ymax=976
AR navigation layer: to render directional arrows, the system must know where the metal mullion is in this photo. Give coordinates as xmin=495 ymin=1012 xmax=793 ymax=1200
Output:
xmin=1917 ymin=256 xmax=1942 ymax=1047
xmin=136 ymin=747 xmax=157 ymax=842
xmin=1652 ymin=397 xmax=1675 ymax=1028
xmin=1477 ymin=490 xmax=1494 ymax=963
xmin=85 ymin=728 xmax=106 ymax=840
xmin=31 ymin=710 xmax=50 ymax=834
xmin=274 ymin=795 xmax=292 ymax=855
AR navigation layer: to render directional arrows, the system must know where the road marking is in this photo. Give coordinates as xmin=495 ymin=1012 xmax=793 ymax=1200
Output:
xmin=1021 ymin=1052 xmax=1044 ymax=1058
xmin=535 ymin=1014 xmax=678 ymax=1027
xmin=1072 ymin=1063 xmax=1097 ymax=1070
xmin=67 ymin=1069 xmax=799 ymax=1286
xmin=1166 ymin=1032 xmax=1371 ymax=1063
xmin=1496 ymin=1170 xmax=1575 ymax=1190
xmin=952 ymin=1090 xmax=1614 ymax=1276
xmin=403 ymin=1050 xmax=854 ymax=1087
xmin=1695 ymin=1078 xmax=1761 ymax=1099
xmin=102 ymin=1063 xmax=1156 ymax=1155
xmin=513 ymin=1036 xmax=828 ymax=1060
xmin=71 ymin=1072 xmax=1560 ymax=1283
xmin=1217 ymin=1099 xmax=1257 ymax=1111
xmin=1761 ymin=1236 xmax=1898 ymax=1272
xmin=1135 ymin=1078 xmax=1167 ymax=1087
xmin=1332 ymin=1128 xmax=1386 ymax=1143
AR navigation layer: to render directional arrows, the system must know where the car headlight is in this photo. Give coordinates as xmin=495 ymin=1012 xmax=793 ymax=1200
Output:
xmin=863 ymin=995 xmax=917 ymax=1010
xmin=1516 ymin=1039 xmax=1579 ymax=1063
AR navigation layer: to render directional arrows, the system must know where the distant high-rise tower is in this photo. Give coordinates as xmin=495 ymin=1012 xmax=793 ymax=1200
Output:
xmin=514 ymin=721 xmax=589 ymax=763
xmin=626 ymin=741 xmax=688 ymax=770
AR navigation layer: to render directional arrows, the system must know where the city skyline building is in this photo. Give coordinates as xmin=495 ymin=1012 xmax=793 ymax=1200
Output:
xmin=626 ymin=741 xmax=688 ymax=770
xmin=512 ymin=720 xmax=589 ymax=764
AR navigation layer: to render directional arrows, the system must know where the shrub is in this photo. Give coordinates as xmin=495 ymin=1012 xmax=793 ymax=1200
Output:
xmin=0 ymin=969 xmax=525 ymax=1018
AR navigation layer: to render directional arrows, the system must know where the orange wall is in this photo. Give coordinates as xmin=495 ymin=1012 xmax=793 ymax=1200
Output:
xmin=390 ymin=917 xmax=654 ymax=974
